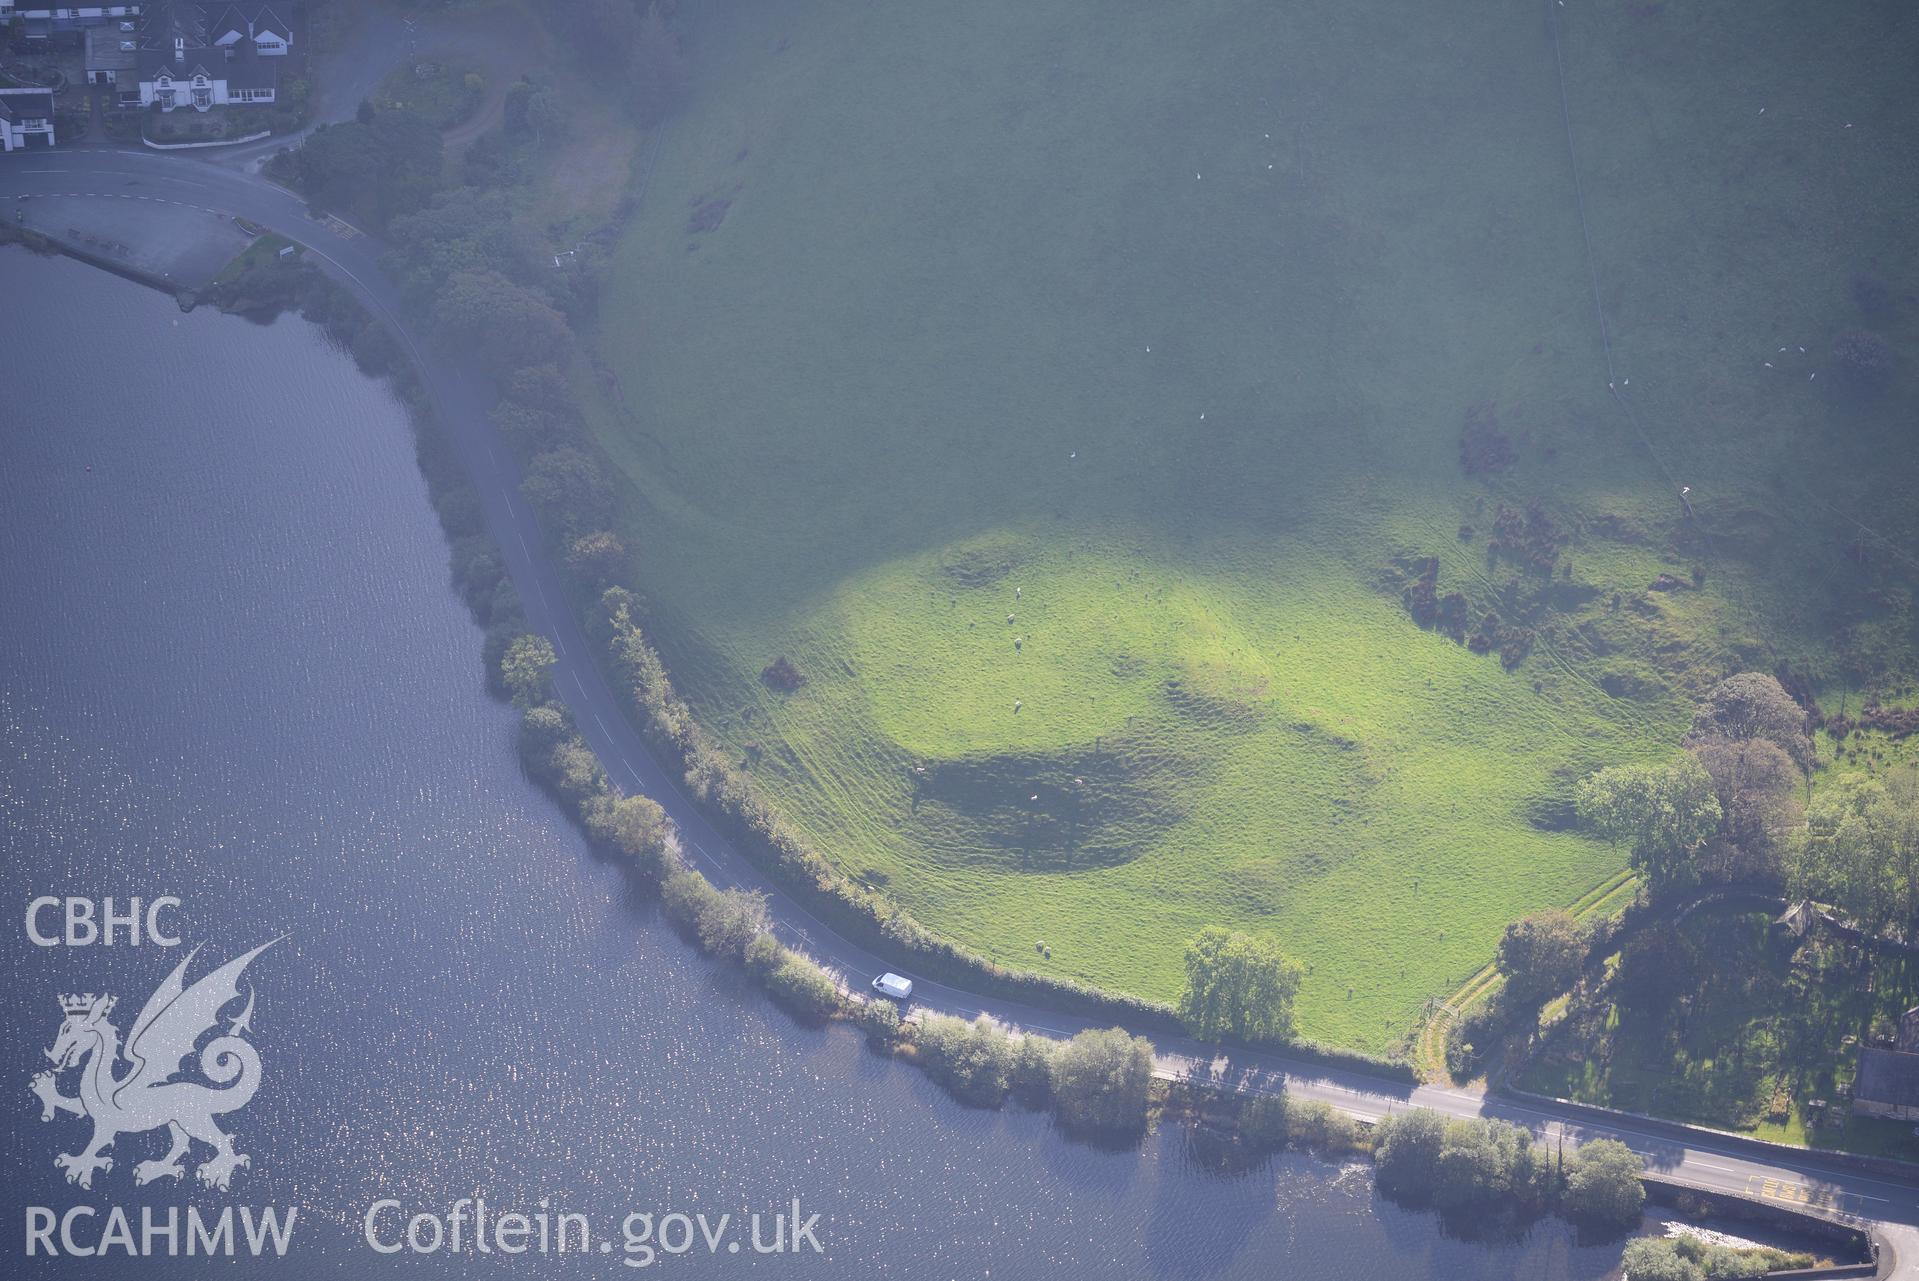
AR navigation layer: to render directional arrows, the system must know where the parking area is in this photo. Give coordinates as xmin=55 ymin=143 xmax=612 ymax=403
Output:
xmin=11 ymin=191 xmax=250 ymax=288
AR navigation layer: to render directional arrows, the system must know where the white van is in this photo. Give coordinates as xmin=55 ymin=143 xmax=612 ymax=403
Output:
xmin=871 ymin=972 xmax=913 ymax=1001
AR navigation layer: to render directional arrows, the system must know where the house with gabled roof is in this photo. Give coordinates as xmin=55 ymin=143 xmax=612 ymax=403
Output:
xmin=207 ymin=2 xmax=289 ymax=55
xmin=1853 ymin=1004 xmax=1919 ymax=1123
xmin=0 ymin=87 xmax=57 ymax=151
xmin=2 ymin=3 xmax=141 ymax=41
xmin=134 ymin=0 xmax=295 ymax=112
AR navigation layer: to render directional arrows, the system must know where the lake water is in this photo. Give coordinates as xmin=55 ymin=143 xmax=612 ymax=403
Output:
xmin=0 ymin=248 xmax=1644 ymax=1278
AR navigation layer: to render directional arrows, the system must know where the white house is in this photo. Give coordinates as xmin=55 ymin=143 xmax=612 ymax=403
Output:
xmin=135 ymin=1 xmax=292 ymax=112
xmin=2 ymin=4 xmax=141 ymax=38
xmin=0 ymin=87 xmax=57 ymax=151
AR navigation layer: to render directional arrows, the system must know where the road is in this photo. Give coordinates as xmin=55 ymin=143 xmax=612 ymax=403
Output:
xmin=4 ymin=147 xmax=1915 ymax=1273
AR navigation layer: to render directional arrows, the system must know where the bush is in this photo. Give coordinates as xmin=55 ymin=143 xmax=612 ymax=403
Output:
xmin=855 ymin=996 xmax=902 ymax=1048
xmin=661 ymin=872 xmax=767 ymax=962
xmin=1009 ymin=1035 xmax=1057 ymax=1108
xmin=1372 ymin=1109 xmax=1449 ymax=1206
xmin=586 ymin=792 xmax=678 ymax=882
xmin=565 ymin=530 xmax=628 ymax=590
xmin=915 ymin=1014 xmax=1015 ymax=1107
xmin=1239 ymin=1093 xmax=1291 ymax=1148
xmin=1429 ymin=1116 xmax=1557 ymax=1222
xmin=1616 ymin=1237 xmax=1806 ymax=1281
xmin=1050 ymin=1028 xmax=1153 ymax=1136
xmin=1283 ymin=1099 xmax=1365 ymax=1155
xmin=521 ymin=446 xmax=615 ymax=540
xmin=1240 ymin=1094 xmax=1366 ymax=1155
xmin=1620 ymin=1239 xmax=1702 ymax=1281
xmin=518 ymin=703 xmax=571 ymax=759
xmin=1561 ymin=1138 xmax=1644 ymax=1235
xmin=1445 ymin=995 xmax=1509 ymax=1079
xmin=1374 ymin=1110 xmax=1558 ymax=1226
xmin=761 ymin=949 xmax=843 ymax=1022
xmin=1495 ymin=910 xmax=1589 ymax=1013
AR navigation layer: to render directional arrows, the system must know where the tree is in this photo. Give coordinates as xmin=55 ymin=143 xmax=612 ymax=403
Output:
xmin=1430 ymin=1118 xmax=1556 ymax=1221
xmin=518 ymin=704 xmax=570 ymax=758
xmin=525 ymin=84 xmax=567 ymax=141
xmin=501 ymin=633 xmax=557 ymax=707
xmin=1371 ymin=1109 xmax=1449 ymax=1206
xmin=696 ymin=887 xmax=768 ymax=961
xmin=1686 ymin=673 xmax=1811 ymax=772
xmin=269 ymin=105 xmax=445 ymax=229
xmin=915 ymin=1014 xmax=1015 ymax=1107
xmin=1560 ymin=1138 xmax=1644 ymax=1234
xmin=1617 ymin=1239 xmax=1702 ymax=1281
xmin=1009 ymin=1034 xmax=1057 ymax=1107
xmin=1789 ymin=768 xmax=1919 ymax=940
xmin=1687 ymin=734 xmax=1801 ymax=882
xmin=855 ymin=994 xmax=902 ymax=1047
xmin=661 ymin=871 xmax=767 ymax=962
xmin=505 ymin=363 xmax=573 ymax=407
xmin=1575 ymin=758 xmax=1721 ymax=898
xmin=387 ymin=187 xmax=528 ymax=303
xmin=601 ymin=793 xmax=675 ymax=879
xmin=433 ymin=269 xmax=573 ymax=369
xmin=1177 ymin=926 xmax=1303 ymax=1043
xmin=758 ymin=947 xmax=841 ymax=1021
xmin=1494 ymin=910 xmax=1589 ymax=1012
xmin=1050 ymin=1028 xmax=1154 ymax=1136
xmin=565 ymin=530 xmax=628 ymax=589
xmin=521 ymin=446 xmax=616 ymax=539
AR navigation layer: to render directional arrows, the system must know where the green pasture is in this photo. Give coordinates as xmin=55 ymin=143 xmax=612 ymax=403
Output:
xmin=579 ymin=0 xmax=1918 ymax=1050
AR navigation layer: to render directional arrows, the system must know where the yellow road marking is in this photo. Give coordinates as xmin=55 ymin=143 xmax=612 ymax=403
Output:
xmin=1750 ymin=1176 xmax=1838 ymax=1210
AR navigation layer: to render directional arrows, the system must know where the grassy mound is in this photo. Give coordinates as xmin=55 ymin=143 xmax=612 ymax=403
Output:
xmin=579 ymin=0 xmax=1918 ymax=1050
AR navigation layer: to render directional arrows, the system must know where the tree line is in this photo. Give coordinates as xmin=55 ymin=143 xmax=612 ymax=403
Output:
xmin=1373 ymin=1110 xmax=1645 ymax=1239
xmin=1452 ymin=671 xmax=1917 ymax=1073
xmin=1574 ymin=670 xmax=1918 ymax=940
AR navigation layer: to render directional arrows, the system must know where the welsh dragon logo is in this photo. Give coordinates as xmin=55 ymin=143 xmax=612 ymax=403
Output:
xmin=30 ymin=939 xmax=281 ymax=1191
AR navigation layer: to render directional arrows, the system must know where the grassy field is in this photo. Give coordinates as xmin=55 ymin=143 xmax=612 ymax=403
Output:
xmin=1519 ymin=906 xmax=1919 ymax=1161
xmin=578 ymin=0 xmax=1919 ymax=1051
